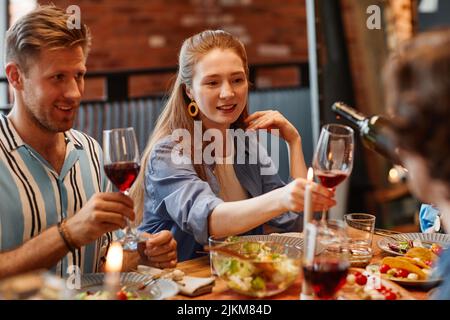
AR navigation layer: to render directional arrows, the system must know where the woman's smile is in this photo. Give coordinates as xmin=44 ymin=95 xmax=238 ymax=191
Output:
xmin=217 ymin=104 xmax=237 ymax=113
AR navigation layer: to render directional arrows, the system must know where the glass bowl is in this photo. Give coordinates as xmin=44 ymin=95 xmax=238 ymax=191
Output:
xmin=210 ymin=240 xmax=301 ymax=298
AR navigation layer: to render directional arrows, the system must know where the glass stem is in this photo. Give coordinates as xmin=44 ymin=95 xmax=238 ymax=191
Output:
xmin=321 ymin=209 xmax=327 ymax=223
xmin=122 ymin=189 xmax=134 ymax=234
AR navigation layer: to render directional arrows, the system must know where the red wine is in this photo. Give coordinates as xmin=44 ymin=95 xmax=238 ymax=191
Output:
xmin=302 ymin=259 xmax=349 ymax=299
xmin=104 ymin=162 xmax=140 ymax=192
xmin=316 ymin=170 xmax=348 ymax=188
xmin=332 ymin=102 xmax=401 ymax=165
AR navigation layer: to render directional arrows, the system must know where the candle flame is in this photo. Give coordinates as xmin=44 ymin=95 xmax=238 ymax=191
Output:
xmin=307 ymin=167 xmax=314 ymax=182
xmin=105 ymin=241 xmax=123 ymax=273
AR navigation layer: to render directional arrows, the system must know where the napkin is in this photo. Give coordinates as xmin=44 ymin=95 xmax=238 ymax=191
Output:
xmin=176 ymin=276 xmax=215 ymax=297
xmin=137 ymin=265 xmax=215 ymax=297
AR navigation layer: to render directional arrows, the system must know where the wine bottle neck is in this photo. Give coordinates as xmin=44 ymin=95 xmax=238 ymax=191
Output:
xmin=332 ymin=102 xmax=366 ymax=128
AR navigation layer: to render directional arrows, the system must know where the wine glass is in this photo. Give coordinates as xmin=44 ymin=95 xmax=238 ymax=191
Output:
xmin=103 ymin=127 xmax=141 ymax=251
xmin=312 ymin=124 xmax=354 ymax=222
xmin=302 ymin=219 xmax=350 ymax=300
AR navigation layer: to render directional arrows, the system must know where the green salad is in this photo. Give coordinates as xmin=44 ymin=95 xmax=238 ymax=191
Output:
xmin=212 ymin=239 xmax=300 ymax=297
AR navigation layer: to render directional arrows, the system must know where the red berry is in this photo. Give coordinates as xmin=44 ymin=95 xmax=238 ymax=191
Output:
xmin=355 ymin=274 xmax=367 ymax=285
xmin=384 ymin=291 xmax=397 ymax=300
xmin=353 ymin=271 xmax=362 ymax=276
xmin=379 ymin=264 xmax=391 ymax=274
xmin=396 ymin=269 xmax=409 ymax=278
xmin=116 ymin=291 xmax=128 ymax=300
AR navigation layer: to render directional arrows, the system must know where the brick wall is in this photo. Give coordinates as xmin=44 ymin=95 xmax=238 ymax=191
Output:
xmin=38 ymin=0 xmax=308 ymax=100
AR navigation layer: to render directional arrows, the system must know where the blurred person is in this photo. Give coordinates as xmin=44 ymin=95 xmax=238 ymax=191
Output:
xmin=0 ymin=5 xmax=176 ymax=280
xmin=384 ymin=28 xmax=450 ymax=299
xmin=130 ymin=30 xmax=336 ymax=261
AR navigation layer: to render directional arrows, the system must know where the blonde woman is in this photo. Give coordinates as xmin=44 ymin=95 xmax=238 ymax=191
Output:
xmin=131 ymin=30 xmax=335 ymax=261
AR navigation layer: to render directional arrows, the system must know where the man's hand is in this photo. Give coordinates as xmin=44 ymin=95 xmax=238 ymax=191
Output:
xmin=138 ymin=230 xmax=177 ymax=269
xmin=65 ymin=192 xmax=135 ymax=247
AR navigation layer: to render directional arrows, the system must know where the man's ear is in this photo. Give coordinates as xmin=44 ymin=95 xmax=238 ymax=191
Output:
xmin=5 ymin=62 xmax=24 ymax=90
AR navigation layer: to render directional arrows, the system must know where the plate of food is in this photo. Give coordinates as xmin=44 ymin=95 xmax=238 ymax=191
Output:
xmin=368 ymin=247 xmax=442 ymax=289
xmin=339 ymin=268 xmax=415 ymax=300
xmin=240 ymin=234 xmax=303 ymax=249
xmin=377 ymin=232 xmax=448 ymax=256
xmin=74 ymin=272 xmax=179 ymax=300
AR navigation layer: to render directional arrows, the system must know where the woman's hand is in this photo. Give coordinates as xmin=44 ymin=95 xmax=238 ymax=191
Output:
xmin=280 ymin=178 xmax=336 ymax=212
xmin=245 ymin=110 xmax=301 ymax=145
xmin=138 ymin=230 xmax=177 ymax=269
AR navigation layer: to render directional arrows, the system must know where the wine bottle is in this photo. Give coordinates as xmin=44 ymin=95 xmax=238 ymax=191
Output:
xmin=331 ymin=102 xmax=401 ymax=165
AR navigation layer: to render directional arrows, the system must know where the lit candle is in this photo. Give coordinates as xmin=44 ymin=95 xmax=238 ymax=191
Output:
xmin=301 ymin=167 xmax=314 ymax=300
xmin=303 ymin=167 xmax=314 ymax=228
xmin=104 ymin=241 xmax=123 ymax=299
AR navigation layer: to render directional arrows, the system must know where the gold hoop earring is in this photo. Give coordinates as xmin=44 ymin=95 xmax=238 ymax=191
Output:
xmin=187 ymin=100 xmax=199 ymax=117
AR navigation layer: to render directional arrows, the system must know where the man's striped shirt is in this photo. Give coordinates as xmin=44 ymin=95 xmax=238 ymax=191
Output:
xmin=0 ymin=114 xmax=110 ymax=276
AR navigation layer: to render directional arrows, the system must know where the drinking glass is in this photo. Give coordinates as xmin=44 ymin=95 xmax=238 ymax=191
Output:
xmin=302 ymin=219 xmax=349 ymax=300
xmin=312 ymin=124 xmax=354 ymax=222
xmin=344 ymin=213 xmax=376 ymax=267
xmin=103 ymin=127 xmax=141 ymax=251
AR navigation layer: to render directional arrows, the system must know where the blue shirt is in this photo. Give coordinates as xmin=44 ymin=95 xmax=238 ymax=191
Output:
xmin=139 ymin=134 xmax=300 ymax=262
xmin=0 ymin=114 xmax=109 ymax=276
xmin=431 ymin=248 xmax=450 ymax=299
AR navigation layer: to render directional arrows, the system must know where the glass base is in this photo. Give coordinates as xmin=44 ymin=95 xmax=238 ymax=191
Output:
xmin=115 ymin=228 xmax=144 ymax=251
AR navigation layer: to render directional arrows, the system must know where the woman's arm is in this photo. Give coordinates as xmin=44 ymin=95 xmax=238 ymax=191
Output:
xmin=209 ymin=178 xmax=335 ymax=238
xmin=245 ymin=110 xmax=307 ymax=179
xmin=286 ymin=135 xmax=307 ymax=179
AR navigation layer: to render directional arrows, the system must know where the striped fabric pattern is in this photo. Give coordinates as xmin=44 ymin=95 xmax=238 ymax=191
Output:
xmin=0 ymin=114 xmax=109 ymax=276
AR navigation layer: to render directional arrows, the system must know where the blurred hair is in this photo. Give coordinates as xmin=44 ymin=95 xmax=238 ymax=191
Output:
xmin=384 ymin=28 xmax=450 ymax=193
xmin=130 ymin=30 xmax=250 ymax=222
xmin=5 ymin=5 xmax=91 ymax=73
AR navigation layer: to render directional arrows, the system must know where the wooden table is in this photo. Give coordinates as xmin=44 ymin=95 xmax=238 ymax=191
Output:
xmin=171 ymin=234 xmax=431 ymax=300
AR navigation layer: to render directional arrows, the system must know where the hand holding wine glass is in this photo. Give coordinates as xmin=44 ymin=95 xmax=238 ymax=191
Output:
xmin=312 ymin=124 xmax=354 ymax=221
xmin=103 ymin=127 xmax=141 ymax=251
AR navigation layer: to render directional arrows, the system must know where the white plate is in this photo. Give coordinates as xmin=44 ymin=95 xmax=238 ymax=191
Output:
xmin=377 ymin=232 xmax=450 ymax=256
xmin=237 ymin=234 xmax=303 ymax=249
xmin=75 ymin=272 xmax=179 ymax=300
xmin=382 ymin=276 xmax=442 ymax=289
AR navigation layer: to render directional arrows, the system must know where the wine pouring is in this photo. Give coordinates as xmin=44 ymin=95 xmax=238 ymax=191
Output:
xmin=331 ymin=102 xmax=400 ymax=165
xmin=312 ymin=124 xmax=354 ymax=223
xmin=103 ymin=127 xmax=142 ymax=251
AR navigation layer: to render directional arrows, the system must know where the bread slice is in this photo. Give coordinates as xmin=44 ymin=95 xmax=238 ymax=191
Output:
xmin=405 ymin=247 xmax=438 ymax=263
xmin=397 ymin=256 xmax=429 ymax=269
xmin=381 ymin=257 xmax=426 ymax=279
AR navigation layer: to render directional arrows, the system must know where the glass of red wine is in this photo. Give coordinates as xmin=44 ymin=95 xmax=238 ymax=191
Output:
xmin=302 ymin=219 xmax=350 ymax=300
xmin=103 ymin=127 xmax=141 ymax=251
xmin=312 ymin=124 xmax=354 ymax=222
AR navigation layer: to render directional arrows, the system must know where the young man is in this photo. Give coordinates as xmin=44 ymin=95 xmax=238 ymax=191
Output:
xmin=0 ymin=5 xmax=176 ymax=280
